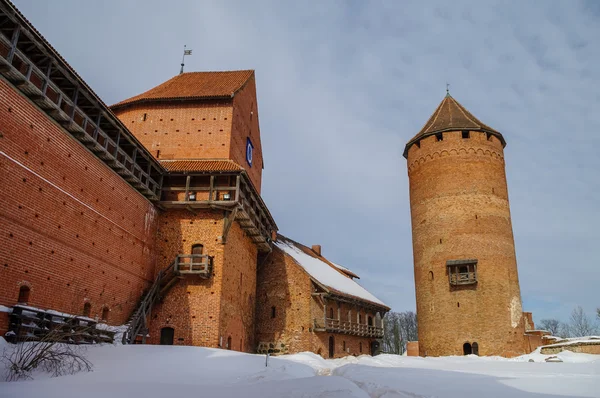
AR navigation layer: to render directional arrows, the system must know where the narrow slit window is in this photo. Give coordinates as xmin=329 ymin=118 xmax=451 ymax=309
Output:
xmin=462 ymin=130 xmax=470 ymax=139
xmin=271 ymin=306 xmax=276 ymax=319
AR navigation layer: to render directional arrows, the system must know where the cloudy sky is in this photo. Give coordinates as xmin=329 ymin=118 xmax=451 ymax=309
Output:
xmin=13 ymin=0 xmax=600 ymax=324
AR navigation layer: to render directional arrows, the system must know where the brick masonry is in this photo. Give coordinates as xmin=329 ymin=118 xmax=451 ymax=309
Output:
xmin=256 ymin=246 xmax=382 ymax=358
xmin=112 ymin=75 xmax=264 ymax=193
xmin=0 ymin=77 xmax=157 ymax=333
xmin=406 ymin=130 xmax=526 ymax=357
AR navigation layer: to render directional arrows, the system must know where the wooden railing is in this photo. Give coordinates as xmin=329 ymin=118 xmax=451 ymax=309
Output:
xmin=449 ymin=272 xmax=477 ymax=286
xmin=175 ymin=254 xmax=212 ymax=276
xmin=314 ymin=318 xmax=384 ymax=338
xmin=0 ymin=9 xmax=163 ymax=200
xmin=6 ymin=305 xmax=116 ymax=344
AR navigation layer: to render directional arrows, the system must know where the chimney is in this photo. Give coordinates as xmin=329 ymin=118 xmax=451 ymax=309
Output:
xmin=311 ymin=245 xmax=322 ymax=256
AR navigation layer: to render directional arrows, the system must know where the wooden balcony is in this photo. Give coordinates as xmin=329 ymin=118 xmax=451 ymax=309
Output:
xmin=314 ymin=318 xmax=384 ymax=339
xmin=160 ymin=173 xmax=276 ymax=253
xmin=174 ymin=254 xmax=212 ymax=277
xmin=0 ymin=4 xmax=163 ymax=200
xmin=449 ymin=272 xmax=477 ymax=286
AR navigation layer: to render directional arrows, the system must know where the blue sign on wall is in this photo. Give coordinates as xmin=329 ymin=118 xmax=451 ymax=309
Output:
xmin=246 ymin=137 xmax=254 ymax=167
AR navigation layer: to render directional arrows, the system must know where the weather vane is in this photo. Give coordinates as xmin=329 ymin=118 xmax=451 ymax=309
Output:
xmin=180 ymin=45 xmax=193 ymax=74
xmin=446 ymin=83 xmax=450 ymax=96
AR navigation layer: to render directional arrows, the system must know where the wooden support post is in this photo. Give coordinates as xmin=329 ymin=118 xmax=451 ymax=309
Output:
xmin=25 ymin=62 xmax=33 ymax=81
xmin=113 ymin=131 xmax=121 ymax=158
xmin=69 ymin=88 xmax=79 ymax=122
xmin=7 ymin=26 xmax=20 ymax=64
xmin=222 ymin=207 xmax=239 ymax=244
xmin=184 ymin=175 xmax=191 ymax=201
xmin=209 ymin=175 xmax=215 ymax=201
xmin=234 ymin=175 xmax=240 ymax=203
xmin=93 ymin=114 xmax=102 ymax=141
xmin=41 ymin=62 xmax=52 ymax=95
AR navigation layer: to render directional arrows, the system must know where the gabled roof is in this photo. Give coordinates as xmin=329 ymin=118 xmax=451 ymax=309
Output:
xmin=160 ymin=159 xmax=243 ymax=173
xmin=403 ymin=95 xmax=505 ymax=158
xmin=111 ymin=70 xmax=254 ymax=110
xmin=274 ymin=235 xmax=389 ymax=310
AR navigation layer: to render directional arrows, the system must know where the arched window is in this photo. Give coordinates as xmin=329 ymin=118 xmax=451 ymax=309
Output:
xmin=18 ymin=285 xmax=30 ymax=304
xmin=328 ymin=335 xmax=335 ymax=358
xmin=429 ymin=271 xmax=434 ymax=281
xmin=463 ymin=342 xmax=472 ymax=355
xmin=101 ymin=306 xmax=109 ymax=322
xmin=472 ymin=342 xmax=479 ymax=356
xmin=368 ymin=316 xmax=373 ymax=326
xmin=329 ymin=308 xmax=334 ymax=319
xmin=82 ymin=302 xmax=91 ymax=317
xmin=191 ymin=244 xmax=203 ymax=255
xmin=358 ymin=314 xmax=362 ymax=324
xmin=227 ymin=336 xmax=232 ymax=350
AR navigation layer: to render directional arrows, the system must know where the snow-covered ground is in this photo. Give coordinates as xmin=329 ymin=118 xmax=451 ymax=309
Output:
xmin=0 ymin=338 xmax=598 ymax=398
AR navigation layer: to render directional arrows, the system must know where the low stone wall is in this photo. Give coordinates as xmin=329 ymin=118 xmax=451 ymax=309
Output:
xmin=540 ymin=341 xmax=600 ymax=355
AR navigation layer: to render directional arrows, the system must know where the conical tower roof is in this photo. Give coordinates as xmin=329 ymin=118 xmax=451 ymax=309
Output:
xmin=403 ymin=95 xmax=505 ymax=158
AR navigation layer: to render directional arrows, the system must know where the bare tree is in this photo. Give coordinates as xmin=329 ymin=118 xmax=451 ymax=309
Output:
xmin=383 ymin=311 xmax=418 ymax=354
xmin=568 ymin=306 xmax=598 ymax=338
xmin=538 ymin=319 xmax=562 ymax=336
xmin=597 ymin=307 xmax=599 ymax=320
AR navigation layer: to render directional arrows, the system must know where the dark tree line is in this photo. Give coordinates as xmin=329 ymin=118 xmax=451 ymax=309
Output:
xmin=382 ymin=311 xmax=417 ymax=354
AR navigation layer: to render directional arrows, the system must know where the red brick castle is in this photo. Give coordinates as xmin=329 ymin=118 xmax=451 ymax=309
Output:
xmin=0 ymin=0 xmax=388 ymax=358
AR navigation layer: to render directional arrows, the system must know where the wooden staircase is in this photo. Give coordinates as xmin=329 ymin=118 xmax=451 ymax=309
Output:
xmin=122 ymin=254 xmax=213 ymax=344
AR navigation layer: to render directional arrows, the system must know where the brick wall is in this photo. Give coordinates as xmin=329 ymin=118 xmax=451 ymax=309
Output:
xmin=230 ymin=75 xmax=263 ymax=192
xmin=147 ymin=208 xmax=258 ymax=351
xmin=0 ymin=77 xmax=157 ymax=329
xmin=113 ymin=101 xmax=233 ymax=161
xmin=147 ymin=209 xmax=224 ymax=346
xmin=406 ymin=130 xmax=525 ymax=357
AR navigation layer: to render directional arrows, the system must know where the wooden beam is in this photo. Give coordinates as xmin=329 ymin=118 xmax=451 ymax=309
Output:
xmin=222 ymin=207 xmax=240 ymax=244
xmin=184 ymin=175 xmax=191 ymax=201
xmin=6 ymin=25 xmax=19 ymax=64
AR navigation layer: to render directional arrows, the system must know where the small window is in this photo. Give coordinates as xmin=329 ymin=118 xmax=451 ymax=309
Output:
xmin=227 ymin=336 xmax=232 ymax=350
xmin=101 ymin=307 xmax=109 ymax=321
xmin=486 ymin=132 xmax=493 ymax=141
xmin=358 ymin=314 xmax=362 ymax=324
xmin=18 ymin=285 xmax=30 ymax=304
xmin=429 ymin=271 xmax=434 ymax=281
xmin=447 ymin=260 xmax=477 ymax=286
xmin=142 ymin=113 xmax=147 ymax=121
xmin=463 ymin=342 xmax=472 ymax=355
xmin=435 ymin=133 xmax=443 ymax=141
xmin=359 ymin=342 xmax=363 ymax=353
xmin=343 ymin=341 xmax=346 ymax=351
xmin=271 ymin=306 xmax=276 ymax=318
xmin=191 ymin=244 xmax=203 ymax=255
xmin=83 ymin=302 xmax=91 ymax=317
xmin=462 ymin=130 xmax=470 ymax=139
xmin=472 ymin=342 xmax=479 ymax=355
xmin=368 ymin=316 xmax=373 ymax=326
xmin=329 ymin=308 xmax=334 ymax=319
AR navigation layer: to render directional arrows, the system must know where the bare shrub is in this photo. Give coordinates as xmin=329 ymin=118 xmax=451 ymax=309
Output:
xmin=2 ymin=326 xmax=93 ymax=381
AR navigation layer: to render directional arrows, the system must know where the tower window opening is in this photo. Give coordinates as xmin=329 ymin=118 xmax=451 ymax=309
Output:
xmin=227 ymin=336 xmax=232 ymax=350
xmin=343 ymin=340 xmax=346 ymax=351
xmin=101 ymin=306 xmax=109 ymax=321
xmin=435 ymin=133 xmax=443 ymax=141
xmin=472 ymin=342 xmax=479 ymax=355
xmin=447 ymin=259 xmax=477 ymax=285
xmin=486 ymin=132 xmax=493 ymax=141
xmin=462 ymin=130 xmax=470 ymax=139
xmin=329 ymin=308 xmax=334 ymax=319
xmin=359 ymin=342 xmax=363 ymax=353
xmin=271 ymin=306 xmax=276 ymax=319
xmin=142 ymin=113 xmax=147 ymax=121
xmin=18 ymin=285 xmax=30 ymax=304
xmin=429 ymin=271 xmax=434 ymax=281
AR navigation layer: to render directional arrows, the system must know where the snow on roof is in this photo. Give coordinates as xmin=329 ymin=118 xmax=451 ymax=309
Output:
xmin=275 ymin=239 xmax=387 ymax=307
xmin=329 ymin=262 xmax=360 ymax=279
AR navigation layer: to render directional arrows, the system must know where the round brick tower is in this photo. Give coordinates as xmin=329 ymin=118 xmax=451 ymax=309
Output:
xmin=404 ymin=93 xmax=525 ymax=357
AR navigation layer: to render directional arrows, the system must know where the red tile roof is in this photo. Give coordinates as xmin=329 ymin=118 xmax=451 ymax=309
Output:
xmin=404 ymin=95 xmax=505 ymax=157
xmin=160 ymin=159 xmax=243 ymax=173
xmin=111 ymin=70 xmax=254 ymax=109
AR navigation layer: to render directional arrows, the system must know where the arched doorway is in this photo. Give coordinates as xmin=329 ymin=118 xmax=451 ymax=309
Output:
xmin=370 ymin=340 xmax=380 ymax=356
xmin=472 ymin=342 xmax=479 ymax=356
xmin=160 ymin=327 xmax=174 ymax=345
xmin=328 ymin=335 xmax=335 ymax=358
xmin=463 ymin=342 xmax=472 ymax=355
